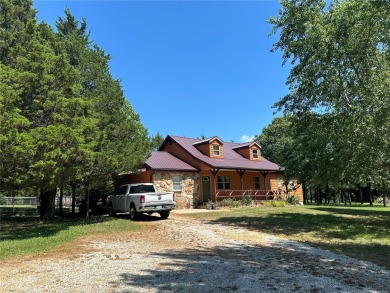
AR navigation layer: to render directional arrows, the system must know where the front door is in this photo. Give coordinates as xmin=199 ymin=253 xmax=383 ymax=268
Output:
xmin=202 ymin=176 xmax=211 ymax=203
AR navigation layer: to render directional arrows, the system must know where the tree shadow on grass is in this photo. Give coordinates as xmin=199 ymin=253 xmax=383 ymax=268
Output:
xmin=108 ymin=243 xmax=389 ymax=293
xmin=311 ymin=206 xmax=389 ymax=217
xmin=206 ymin=212 xmax=390 ymax=269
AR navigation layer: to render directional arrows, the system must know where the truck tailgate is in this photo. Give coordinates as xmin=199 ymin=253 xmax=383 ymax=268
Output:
xmin=143 ymin=192 xmax=174 ymax=205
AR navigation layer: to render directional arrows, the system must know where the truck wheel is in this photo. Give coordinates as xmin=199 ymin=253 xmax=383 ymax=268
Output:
xmin=129 ymin=204 xmax=139 ymax=220
xmin=159 ymin=210 xmax=170 ymax=219
xmin=108 ymin=203 xmax=116 ymax=216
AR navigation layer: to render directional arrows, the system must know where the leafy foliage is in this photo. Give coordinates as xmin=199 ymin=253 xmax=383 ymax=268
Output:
xmin=265 ymin=0 xmax=390 ymax=203
xmin=0 ymin=1 xmax=151 ymax=219
xmin=241 ymin=194 xmax=253 ymax=206
xmin=285 ymin=194 xmax=300 ymax=206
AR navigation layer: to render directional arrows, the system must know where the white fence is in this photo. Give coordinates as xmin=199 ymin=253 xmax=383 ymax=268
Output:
xmin=0 ymin=197 xmax=39 ymax=206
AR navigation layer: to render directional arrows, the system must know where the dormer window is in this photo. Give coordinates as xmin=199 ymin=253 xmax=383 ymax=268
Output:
xmin=212 ymin=145 xmax=220 ymax=156
xmin=193 ymin=136 xmax=224 ymax=158
xmin=232 ymin=141 xmax=261 ymax=160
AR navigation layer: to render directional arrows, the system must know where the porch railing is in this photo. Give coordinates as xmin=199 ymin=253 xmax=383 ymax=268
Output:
xmin=215 ymin=190 xmax=284 ymax=203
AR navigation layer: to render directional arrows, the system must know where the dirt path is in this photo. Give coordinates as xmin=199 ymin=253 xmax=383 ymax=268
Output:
xmin=1 ymin=212 xmax=389 ymax=293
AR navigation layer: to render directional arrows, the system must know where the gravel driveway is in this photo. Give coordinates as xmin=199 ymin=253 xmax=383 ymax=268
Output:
xmin=1 ymin=211 xmax=389 ymax=293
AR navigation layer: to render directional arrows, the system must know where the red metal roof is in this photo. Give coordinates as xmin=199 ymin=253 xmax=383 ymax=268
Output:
xmin=164 ymin=135 xmax=283 ymax=172
xmin=145 ymin=151 xmax=198 ymax=171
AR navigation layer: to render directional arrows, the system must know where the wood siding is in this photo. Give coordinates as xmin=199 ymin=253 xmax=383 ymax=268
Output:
xmin=161 ymin=140 xmax=209 ymax=170
xmin=196 ymin=143 xmax=210 ymax=156
xmin=116 ymin=170 xmax=153 ymax=188
xmin=234 ymin=146 xmax=261 ymax=160
xmin=210 ymin=141 xmax=224 ymax=158
xmin=250 ymin=146 xmax=261 ymax=160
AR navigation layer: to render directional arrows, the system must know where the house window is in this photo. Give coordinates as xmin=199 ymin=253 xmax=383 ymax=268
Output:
xmin=217 ymin=176 xmax=230 ymax=189
xmin=252 ymin=149 xmax=259 ymax=159
xmin=254 ymin=177 xmax=260 ymax=189
xmin=212 ymin=145 xmax=220 ymax=156
xmin=172 ymin=175 xmax=182 ymax=191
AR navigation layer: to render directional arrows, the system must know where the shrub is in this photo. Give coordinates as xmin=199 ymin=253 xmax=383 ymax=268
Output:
xmin=241 ymin=194 xmax=252 ymax=206
xmin=220 ymin=198 xmax=241 ymax=208
xmin=286 ymin=194 xmax=300 ymax=205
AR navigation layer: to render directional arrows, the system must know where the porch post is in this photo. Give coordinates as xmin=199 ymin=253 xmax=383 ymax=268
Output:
xmin=209 ymin=168 xmax=219 ymax=201
xmin=236 ymin=169 xmax=246 ymax=191
xmin=260 ymin=170 xmax=269 ymax=190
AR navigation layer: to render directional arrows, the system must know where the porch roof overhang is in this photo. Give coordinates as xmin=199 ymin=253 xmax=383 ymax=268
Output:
xmin=199 ymin=158 xmax=284 ymax=173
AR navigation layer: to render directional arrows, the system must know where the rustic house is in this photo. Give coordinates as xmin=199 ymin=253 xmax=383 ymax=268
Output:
xmin=117 ymin=135 xmax=303 ymax=208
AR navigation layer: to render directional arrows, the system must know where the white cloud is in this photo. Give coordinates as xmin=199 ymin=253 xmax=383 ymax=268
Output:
xmin=240 ymin=135 xmax=255 ymax=143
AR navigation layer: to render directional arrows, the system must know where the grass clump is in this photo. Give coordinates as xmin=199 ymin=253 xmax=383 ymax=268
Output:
xmin=259 ymin=200 xmax=288 ymax=207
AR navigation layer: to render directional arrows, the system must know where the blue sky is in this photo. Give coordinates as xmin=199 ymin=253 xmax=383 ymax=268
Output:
xmin=35 ymin=0 xmax=289 ymax=143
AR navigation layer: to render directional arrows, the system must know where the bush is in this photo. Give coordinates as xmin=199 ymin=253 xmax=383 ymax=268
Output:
xmin=241 ymin=194 xmax=252 ymax=206
xmin=220 ymin=198 xmax=241 ymax=208
xmin=286 ymin=194 xmax=300 ymax=205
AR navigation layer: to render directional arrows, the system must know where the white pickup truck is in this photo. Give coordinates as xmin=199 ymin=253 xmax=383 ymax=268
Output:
xmin=107 ymin=183 xmax=175 ymax=220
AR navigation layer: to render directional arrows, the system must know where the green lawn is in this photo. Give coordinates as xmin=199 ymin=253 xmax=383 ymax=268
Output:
xmin=0 ymin=211 xmax=140 ymax=260
xmin=182 ymin=204 xmax=390 ymax=269
xmin=1 ymin=205 xmax=389 ymax=270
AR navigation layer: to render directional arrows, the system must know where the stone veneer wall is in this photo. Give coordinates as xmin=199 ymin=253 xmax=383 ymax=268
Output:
xmin=153 ymin=171 xmax=199 ymax=209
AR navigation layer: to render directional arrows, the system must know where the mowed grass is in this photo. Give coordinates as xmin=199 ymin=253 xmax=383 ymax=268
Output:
xmin=0 ymin=209 xmax=141 ymax=260
xmin=182 ymin=204 xmax=390 ymax=269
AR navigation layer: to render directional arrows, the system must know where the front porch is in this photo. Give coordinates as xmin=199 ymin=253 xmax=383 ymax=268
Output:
xmin=200 ymin=167 xmax=286 ymax=204
xmin=215 ymin=189 xmax=284 ymax=203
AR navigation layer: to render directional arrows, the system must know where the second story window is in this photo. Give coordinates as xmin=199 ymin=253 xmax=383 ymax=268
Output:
xmin=252 ymin=149 xmax=259 ymax=159
xmin=212 ymin=145 xmax=220 ymax=156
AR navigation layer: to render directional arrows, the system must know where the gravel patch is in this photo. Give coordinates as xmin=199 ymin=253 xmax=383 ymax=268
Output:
xmin=1 ymin=213 xmax=389 ymax=293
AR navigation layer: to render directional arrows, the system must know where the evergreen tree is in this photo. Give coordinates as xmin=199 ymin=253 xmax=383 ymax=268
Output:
xmin=0 ymin=2 xmax=151 ymax=219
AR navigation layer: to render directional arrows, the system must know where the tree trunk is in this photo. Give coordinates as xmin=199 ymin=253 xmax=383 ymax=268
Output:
xmin=342 ymin=189 xmax=347 ymax=206
xmin=85 ymin=188 xmax=90 ymax=218
xmin=368 ymin=183 xmax=373 ymax=206
xmin=359 ymin=185 xmax=364 ymax=204
xmin=59 ymin=186 xmax=63 ymax=216
xmin=302 ymin=183 xmax=307 ymax=205
xmin=348 ymin=190 xmax=352 ymax=205
xmin=71 ymin=183 xmax=76 ymax=214
xmin=382 ymin=181 xmax=387 ymax=207
xmin=40 ymin=189 xmax=56 ymax=221
xmin=316 ymin=186 xmax=322 ymax=205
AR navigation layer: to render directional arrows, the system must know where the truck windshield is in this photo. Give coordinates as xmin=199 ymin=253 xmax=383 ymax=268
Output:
xmin=130 ymin=185 xmax=155 ymax=194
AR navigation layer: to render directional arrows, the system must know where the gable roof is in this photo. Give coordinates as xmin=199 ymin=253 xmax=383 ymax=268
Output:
xmin=231 ymin=141 xmax=262 ymax=150
xmin=145 ymin=151 xmax=198 ymax=171
xmin=192 ymin=136 xmax=224 ymax=146
xmin=161 ymin=135 xmax=283 ymax=172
